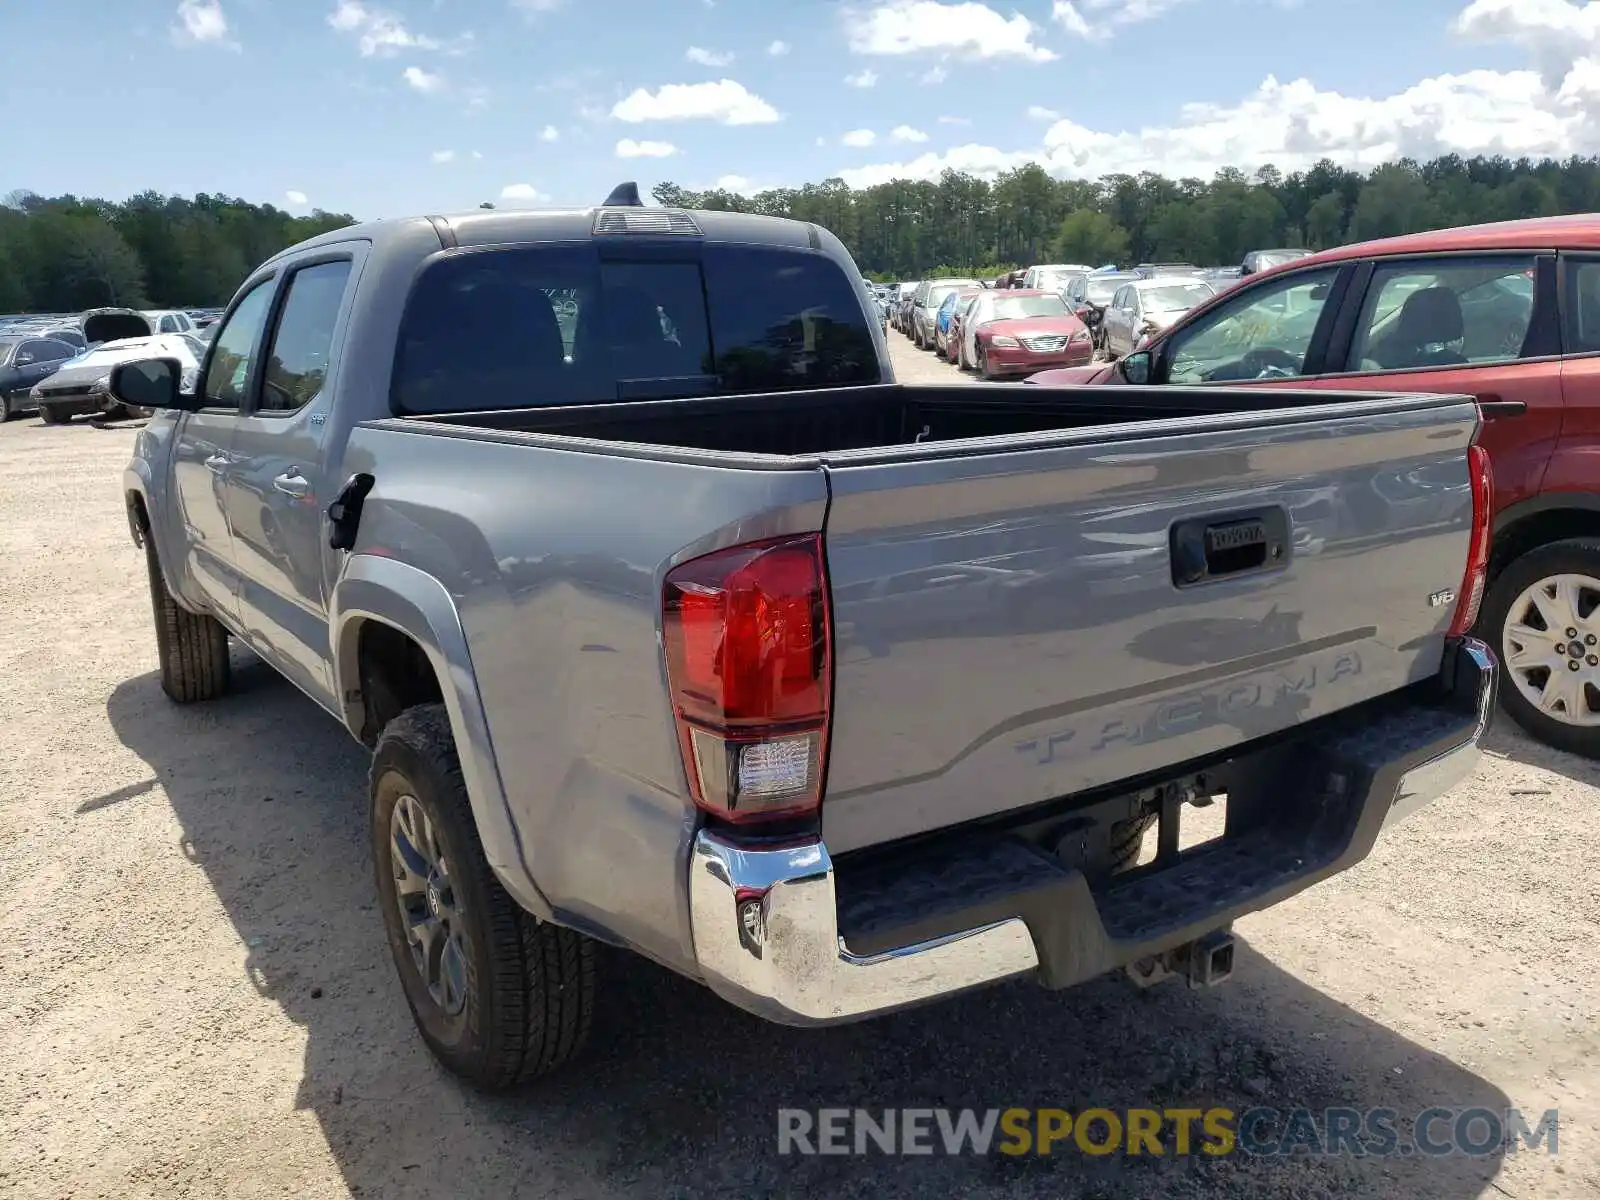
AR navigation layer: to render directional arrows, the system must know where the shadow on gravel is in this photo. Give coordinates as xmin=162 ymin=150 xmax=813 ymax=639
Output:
xmin=1479 ymin=716 xmax=1600 ymax=790
xmin=108 ymin=658 xmax=1510 ymax=1200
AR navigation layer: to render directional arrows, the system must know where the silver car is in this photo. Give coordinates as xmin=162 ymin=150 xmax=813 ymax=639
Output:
xmin=1100 ymin=277 xmax=1218 ymax=359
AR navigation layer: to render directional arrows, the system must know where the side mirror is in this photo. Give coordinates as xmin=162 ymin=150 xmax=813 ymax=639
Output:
xmin=1120 ymin=350 xmax=1153 ymax=385
xmin=110 ymin=357 xmax=195 ymax=411
xmin=1309 ymin=282 xmax=1330 ymax=300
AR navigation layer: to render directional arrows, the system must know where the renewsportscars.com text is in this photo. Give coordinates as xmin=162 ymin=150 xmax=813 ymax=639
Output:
xmin=776 ymin=1106 xmax=1559 ymax=1158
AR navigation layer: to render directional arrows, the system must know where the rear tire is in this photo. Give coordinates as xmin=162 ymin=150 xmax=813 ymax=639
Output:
xmin=1110 ymin=812 xmax=1156 ymax=872
xmin=372 ymin=704 xmax=596 ymax=1090
xmin=1479 ymin=538 xmax=1600 ymax=757
xmin=0 ymin=391 xmax=12 ymax=421
xmin=144 ymin=537 xmax=230 ymax=703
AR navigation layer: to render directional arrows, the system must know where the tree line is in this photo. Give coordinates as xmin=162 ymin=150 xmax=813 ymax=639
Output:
xmin=5 ymin=152 xmax=1600 ymax=313
xmin=654 ymin=154 xmax=1600 ymax=280
xmin=0 ymin=190 xmax=355 ymax=315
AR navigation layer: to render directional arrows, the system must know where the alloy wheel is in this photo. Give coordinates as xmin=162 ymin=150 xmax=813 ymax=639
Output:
xmin=1502 ymin=572 xmax=1600 ymax=727
xmin=389 ymin=790 xmax=470 ymax=1015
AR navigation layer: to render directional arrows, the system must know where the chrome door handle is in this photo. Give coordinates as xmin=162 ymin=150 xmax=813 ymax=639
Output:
xmin=273 ymin=471 xmax=310 ymax=498
xmin=203 ymin=454 xmax=229 ymax=472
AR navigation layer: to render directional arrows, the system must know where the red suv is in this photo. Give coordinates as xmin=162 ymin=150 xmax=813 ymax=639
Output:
xmin=1028 ymin=214 xmax=1600 ymax=757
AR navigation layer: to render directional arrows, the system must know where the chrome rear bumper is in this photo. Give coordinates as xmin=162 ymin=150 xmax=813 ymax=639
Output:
xmin=688 ymin=637 xmax=1496 ymax=1026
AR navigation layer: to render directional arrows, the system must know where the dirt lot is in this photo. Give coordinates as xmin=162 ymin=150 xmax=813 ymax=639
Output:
xmin=1 ymin=338 xmax=1597 ymax=1199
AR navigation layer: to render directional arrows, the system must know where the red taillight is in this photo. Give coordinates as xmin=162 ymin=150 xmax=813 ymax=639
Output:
xmin=1448 ymin=443 xmax=1494 ymax=637
xmin=662 ymin=534 xmax=832 ymax=824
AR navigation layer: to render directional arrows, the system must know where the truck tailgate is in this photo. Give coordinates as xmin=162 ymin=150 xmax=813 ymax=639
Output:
xmin=818 ymin=394 xmax=1480 ymax=854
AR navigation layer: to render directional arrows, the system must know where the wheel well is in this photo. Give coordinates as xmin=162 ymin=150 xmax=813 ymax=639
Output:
xmin=357 ymin=621 xmax=444 ymax=747
xmin=1490 ymin=507 xmax=1600 ymax=584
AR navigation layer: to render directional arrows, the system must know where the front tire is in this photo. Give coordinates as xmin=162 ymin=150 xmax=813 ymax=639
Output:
xmin=0 ymin=391 xmax=13 ymax=421
xmin=372 ymin=704 xmax=595 ymax=1089
xmin=144 ymin=537 xmax=230 ymax=703
xmin=39 ymin=404 xmax=65 ymax=425
xmin=1480 ymin=539 xmax=1600 ymax=756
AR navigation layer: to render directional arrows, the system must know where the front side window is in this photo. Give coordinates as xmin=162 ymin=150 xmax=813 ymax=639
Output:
xmin=393 ymin=242 xmax=876 ymax=414
xmin=259 ymin=260 xmax=353 ymax=413
xmin=1345 ymin=255 xmax=1538 ymax=372
xmin=201 ymin=280 xmax=275 ymax=409
xmin=1165 ymin=266 xmax=1341 ymax=384
xmin=21 ymin=339 xmax=72 ymax=363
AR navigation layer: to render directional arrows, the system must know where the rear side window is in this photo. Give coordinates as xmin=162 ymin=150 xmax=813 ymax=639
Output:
xmin=1565 ymin=259 xmax=1600 ymax=354
xmin=1345 ymin=255 xmax=1537 ymax=371
xmin=392 ymin=242 xmax=877 ymax=414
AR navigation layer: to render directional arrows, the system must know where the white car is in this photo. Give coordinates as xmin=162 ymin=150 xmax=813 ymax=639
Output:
xmin=33 ymin=333 xmax=204 ymax=424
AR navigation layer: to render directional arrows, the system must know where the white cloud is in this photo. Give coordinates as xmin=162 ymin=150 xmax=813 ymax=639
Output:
xmin=1053 ymin=0 xmax=1190 ymax=40
xmin=403 ymin=65 xmax=444 ymax=93
xmin=815 ymin=135 xmax=827 ymax=147
xmin=839 ymin=143 xmax=1036 ymax=188
xmin=612 ymin=79 xmax=780 ymax=124
xmin=846 ymin=69 xmax=879 ymax=87
xmin=329 ymin=0 xmax=442 ymax=56
xmin=511 ymin=0 xmax=565 ymax=13
xmin=939 ymin=114 xmax=970 ymax=124
xmin=472 ymin=149 xmax=483 ymax=158
xmin=840 ymin=52 xmax=1600 ymax=190
xmin=768 ymin=39 xmax=790 ymax=55
xmin=920 ymin=65 xmax=948 ymax=83
xmin=686 ymin=46 xmax=735 ymax=66
xmin=890 ymin=124 xmax=929 ymax=142
xmin=1027 ymin=105 xmax=1060 ymax=120
xmin=845 ymin=1 xmax=1057 ymax=62
xmin=714 ymin=174 xmax=751 ymax=190
xmin=172 ymin=0 xmax=237 ymax=48
xmin=842 ymin=128 xmax=878 ymax=146
xmin=1454 ymin=0 xmax=1600 ymax=85
xmin=431 ymin=148 xmax=456 ymax=162
xmin=500 ymin=183 xmax=551 ymax=202
xmin=285 ymin=190 xmax=309 ymax=206
xmin=616 ymin=138 xmax=679 ymax=158
xmin=539 ymin=124 xmax=560 ymax=141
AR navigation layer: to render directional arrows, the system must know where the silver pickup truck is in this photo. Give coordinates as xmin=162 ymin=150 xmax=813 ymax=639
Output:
xmin=112 ymin=190 xmax=1497 ymax=1091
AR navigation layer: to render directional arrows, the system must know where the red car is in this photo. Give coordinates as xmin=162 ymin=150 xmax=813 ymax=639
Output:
xmin=958 ymin=288 xmax=1094 ymax=378
xmin=1025 ymin=213 xmax=1600 ymax=757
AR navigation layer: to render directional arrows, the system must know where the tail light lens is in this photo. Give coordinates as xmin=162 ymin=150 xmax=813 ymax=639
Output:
xmin=1448 ymin=442 xmax=1494 ymax=637
xmin=662 ymin=534 xmax=832 ymax=824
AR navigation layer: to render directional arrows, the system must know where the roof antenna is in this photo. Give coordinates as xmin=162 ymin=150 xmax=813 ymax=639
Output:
xmin=603 ymin=181 xmax=644 ymax=207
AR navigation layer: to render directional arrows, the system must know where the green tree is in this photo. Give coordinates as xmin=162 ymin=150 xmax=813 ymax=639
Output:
xmin=1052 ymin=209 xmax=1129 ymax=265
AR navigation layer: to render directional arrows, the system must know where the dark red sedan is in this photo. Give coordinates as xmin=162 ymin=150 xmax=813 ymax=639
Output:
xmin=957 ymin=288 xmax=1094 ymax=378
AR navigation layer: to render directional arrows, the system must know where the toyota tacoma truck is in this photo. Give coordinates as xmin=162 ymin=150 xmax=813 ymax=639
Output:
xmin=112 ymin=187 xmax=1497 ymax=1091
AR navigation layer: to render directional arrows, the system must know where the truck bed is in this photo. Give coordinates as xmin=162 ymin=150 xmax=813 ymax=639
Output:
xmin=356 ymin=381 xmax=1481 ymax=872
xmin=403 ymin=381 xmax=1471 ymax=461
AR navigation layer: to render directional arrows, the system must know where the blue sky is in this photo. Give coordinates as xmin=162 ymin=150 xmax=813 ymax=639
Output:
xmin=6 ymin=0 xmax=1595 ymax=218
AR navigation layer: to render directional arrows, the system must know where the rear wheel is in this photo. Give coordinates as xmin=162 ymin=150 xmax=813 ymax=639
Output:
xmin=1110 ymin=812 xmax=1156 ymax=872
xmin=372 ymin=704 xmax=596 ymax=1089
xmin=0 ymin=391 xmax=12 ymax=422
xmin=1480 ymin=538 xmax=1600 ymax=757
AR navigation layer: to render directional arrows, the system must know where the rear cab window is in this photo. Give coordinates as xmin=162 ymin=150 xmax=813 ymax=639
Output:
xmin=392 ymin=242 xmax=879 ymax=413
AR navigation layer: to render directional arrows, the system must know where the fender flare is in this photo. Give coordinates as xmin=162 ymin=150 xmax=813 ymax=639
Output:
xmin=329 ymin=554 xmax=552 ymax=919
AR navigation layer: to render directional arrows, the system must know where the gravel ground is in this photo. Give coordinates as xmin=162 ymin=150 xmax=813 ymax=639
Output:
xmin=1 ymin=347 xmax=1597 ymax=1199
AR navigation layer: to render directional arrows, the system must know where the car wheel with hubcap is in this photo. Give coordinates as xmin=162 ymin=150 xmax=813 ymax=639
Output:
xmin=0 ymin=391 xmax=12 ymax=422
xmin=1480 ymin=538 xmax=1600 ymax=756
xmin=371 ymin=704 xmax=595 ymax=1089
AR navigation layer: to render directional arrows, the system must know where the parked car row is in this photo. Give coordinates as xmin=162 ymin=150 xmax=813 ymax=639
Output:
xmin=0 ymin=306 xmax=213 ymax=423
